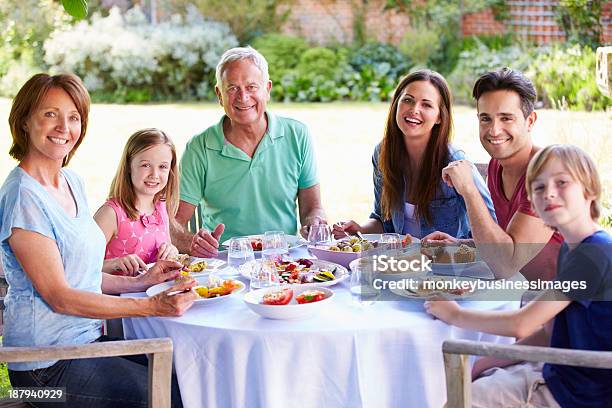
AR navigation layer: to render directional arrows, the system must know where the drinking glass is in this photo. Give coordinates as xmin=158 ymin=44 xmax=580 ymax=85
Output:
xmin=349 ymin=259 xmax=381 ymax=306
xmin=381 ymin=233 xmax=402 ymax=250
xmin=227 ymin=236 xmax=255 ymax=267
xmin=250 ymin=260 xmax=280 ymax=291
xmin=262 ymin=231 xmax=288 ymax=263
xmin=307 ymin=224 xmax=332 ymax=245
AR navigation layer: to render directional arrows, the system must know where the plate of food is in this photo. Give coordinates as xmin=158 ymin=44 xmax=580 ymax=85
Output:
xmin=221 ymin=234 xmax=308 ymax=251
xmin=239 ymin=258 xmax=349 ymax=287
xmin=309 ymin=234 xmax=418 ymax=268
xmin=420 ymin=243 xmax=484 ymax=273
xmin=389 ymin=276 xmax=482 ymax=300
xmin=243 ymin=286 xmax=334 ymax=319
xmin=146 ymin=274 xmax=245 ymax=304
xmin=146 ymin=255 xmax=228 ymax=276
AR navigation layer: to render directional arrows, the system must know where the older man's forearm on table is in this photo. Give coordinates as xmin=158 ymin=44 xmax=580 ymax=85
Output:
xmin=170 ymin=221 xmax=194 ymax=254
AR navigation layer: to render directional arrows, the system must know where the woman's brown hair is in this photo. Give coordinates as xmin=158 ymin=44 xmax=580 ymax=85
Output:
xmin=379 ymin=69 xmax=453 ymax=223
xmin=8 ymin=73 xmax=90 ymax=165
xmin=109 ymin=129 xmax=179 ymax=226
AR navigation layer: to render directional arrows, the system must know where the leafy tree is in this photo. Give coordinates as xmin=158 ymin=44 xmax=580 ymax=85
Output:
xmin=556 ymin=0 xmax=603 ymax=49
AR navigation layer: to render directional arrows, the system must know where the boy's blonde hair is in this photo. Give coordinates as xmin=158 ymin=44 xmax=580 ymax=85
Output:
xmin=109 ymin=128 xmax=179 ymax=223
xmin=526 ymin=144 xmax=601 ymax=221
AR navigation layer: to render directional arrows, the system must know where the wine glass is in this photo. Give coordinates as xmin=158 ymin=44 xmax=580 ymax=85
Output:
xmin=227 ymin=236 xmax=255 ymax=267
xmin=349 ymin=258 xmax=380 ymax=306
xmin=249 ymin=260 xmax=280 ymax=291
xmin=381 ymin=233 xmax=402 ymax=250
xmin=262 ymin=231 xmax=288 ymax=263
xmin=307 ymin=224 xmax=332 ymax=246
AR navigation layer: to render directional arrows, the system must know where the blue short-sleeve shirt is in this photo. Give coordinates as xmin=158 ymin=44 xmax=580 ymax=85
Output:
xmin=543 ymin=230 xmax=612 ymax=407
xmin=0 ymin=167 xmax=104 ymax=371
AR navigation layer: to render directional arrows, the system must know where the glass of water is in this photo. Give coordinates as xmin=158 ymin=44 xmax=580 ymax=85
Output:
xmin=250 ymin=260 xmax=279 ymax=291
xmin=349 ymin=259 xmax=380 ymax=306
xmin=227 ymin=236 xmax=255 ymax=267
xmin=307 ymin=224 xmax=332 ymax=245
xmin=262 ymin=231 xmax=288 ymax=263
xmin=381 ymin=233 xmax=402 ymax=250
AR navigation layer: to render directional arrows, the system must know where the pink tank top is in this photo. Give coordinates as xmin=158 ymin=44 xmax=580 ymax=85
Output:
xmin=104 ymin=199 xmax=170 ymax=264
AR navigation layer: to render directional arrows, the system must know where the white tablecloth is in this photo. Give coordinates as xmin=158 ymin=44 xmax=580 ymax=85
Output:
xmin=124 ymin=265 xmax=520 ymax=408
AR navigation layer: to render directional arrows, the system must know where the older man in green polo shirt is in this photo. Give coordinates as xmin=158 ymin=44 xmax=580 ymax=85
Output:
xmin=172 ymin=46 xmax=327 ymax=257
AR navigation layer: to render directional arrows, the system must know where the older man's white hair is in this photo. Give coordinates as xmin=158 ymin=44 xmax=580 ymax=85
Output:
xmin=215 ymin=46 xmax=270 ymax=88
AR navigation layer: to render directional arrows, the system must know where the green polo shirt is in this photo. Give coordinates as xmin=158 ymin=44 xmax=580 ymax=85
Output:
xmin=179 ymin=112 xmax=319 ymax=242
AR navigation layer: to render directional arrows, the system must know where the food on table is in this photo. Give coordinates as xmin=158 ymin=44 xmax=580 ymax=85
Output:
xmin=433 ymin=247 xmax=453 ymax=264
xmin=187 ymin=260 xmax=208 ymax=273
xmin=401 ymin=234 xmax=414 ymax=247
xmin=194 ymin=279 xmax=242 ymax=299
xmin=420 ymin=242 xmax=477 ymax=264
xmin=262 ymin=288 xmax=294 ymax=305
xmin=454 ymin=244 xmax=477 ymax=263
xmin=327 ymin=234 xmax=413 ymax=253
xmin=296 ymin=289 xmax=326 ymax=304
xmin=251 ymin=238 xmax=263 ymax=251
xmin=171 ymin=253 xmax=192 ymax=267
xmin=329 ymin=236 xmax=377 ymax=253
xmin=274 ymin=258 xmax=339 ymax=284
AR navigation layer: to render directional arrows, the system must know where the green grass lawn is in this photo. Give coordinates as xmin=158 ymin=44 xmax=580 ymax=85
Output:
xmin=1 ymin=99 xmax=610 ymax=223
xmin=0 ymin=363 xmax=9 ymax=398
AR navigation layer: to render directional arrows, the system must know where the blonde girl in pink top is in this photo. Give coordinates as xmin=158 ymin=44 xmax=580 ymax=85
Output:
xmin=94 ymin=129 xmax=180 ymax=275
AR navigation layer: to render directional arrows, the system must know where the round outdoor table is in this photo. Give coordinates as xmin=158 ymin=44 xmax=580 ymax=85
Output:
xmin=123 ymin=262 xmax=521 ymax=408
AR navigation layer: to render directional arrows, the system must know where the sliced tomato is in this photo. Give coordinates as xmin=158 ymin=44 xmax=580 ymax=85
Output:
xmin=251 ymin=240 xmax=263 ymax=251
xmin=262 ymin=288 xmax=293 ymax=305
xmin=285 ymin=263 xmax=298 ymax=272
xmin=296 ymin=290 xmax=326 ymax=304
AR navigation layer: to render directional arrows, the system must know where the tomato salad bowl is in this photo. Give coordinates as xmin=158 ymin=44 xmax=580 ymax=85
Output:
xmin=243 ymin=286 xmax=334 ymax=320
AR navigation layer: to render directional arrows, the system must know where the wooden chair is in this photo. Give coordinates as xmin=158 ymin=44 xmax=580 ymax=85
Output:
xmin=0 ymin=338 xmax=174 ymax=408
xmin=442 ymin=339 xmax=612 ymax=408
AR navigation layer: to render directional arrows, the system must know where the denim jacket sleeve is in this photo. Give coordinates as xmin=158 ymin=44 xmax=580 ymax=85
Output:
xmin=368 ymin=144 xmax=395 ymax=232
xmin=450 ymin=147 xmax=497 ymax=223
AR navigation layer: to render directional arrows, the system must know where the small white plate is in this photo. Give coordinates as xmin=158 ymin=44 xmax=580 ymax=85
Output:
xmin=145 ymin=275 xmax=245 ymax=304
xmin=221 ymin=234 xmax=308 ymax=251
xmin=238 ymin=258 xmax=349 ymax=287
xmin=243 ymin=286 xmax=334 ymax=320
xmin=389 ymin=276 xmax=483 ymax=300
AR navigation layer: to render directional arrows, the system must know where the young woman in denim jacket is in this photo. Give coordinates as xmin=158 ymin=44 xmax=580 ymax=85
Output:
xmin=333 ymin=70 xmax=496 ymax=239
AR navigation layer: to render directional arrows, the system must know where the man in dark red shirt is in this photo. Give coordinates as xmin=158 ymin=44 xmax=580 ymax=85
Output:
xmin=425 ymin=68 xmax=562 ymax=281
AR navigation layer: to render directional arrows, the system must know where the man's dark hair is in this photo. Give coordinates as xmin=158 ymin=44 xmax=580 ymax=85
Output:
xmin=472 ymin=67 xmax=536 ymax=118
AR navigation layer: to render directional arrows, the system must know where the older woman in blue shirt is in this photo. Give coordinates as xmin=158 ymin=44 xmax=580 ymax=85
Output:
xmin=334 ymin=70 xmax=496 ymax=239
xmin=0 ymin=73 xmax=197 ymax=407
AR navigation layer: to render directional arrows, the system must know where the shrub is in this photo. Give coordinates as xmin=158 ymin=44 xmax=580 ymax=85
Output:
xmin=251 ymin=34 xmax=309 ymax=77
xmin=398 ymin=25 xmax=441 ymax=68
xmin=43 ymin=6 xmax=238 ymax=102
xmin=528 ymin=45 xmax=610 ymax=111
xmin=448 ymin=41 xmax=534 ymax=104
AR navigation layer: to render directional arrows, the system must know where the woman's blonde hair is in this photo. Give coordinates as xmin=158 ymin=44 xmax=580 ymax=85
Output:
xmin=526 ymin=144 xmax=601 ymax=221
xmin=109 ymin=129 xmax=179 ymax=224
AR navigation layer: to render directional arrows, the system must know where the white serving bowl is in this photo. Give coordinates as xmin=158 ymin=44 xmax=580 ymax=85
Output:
xmin=243 ymin=286 xmax=334 ymax=320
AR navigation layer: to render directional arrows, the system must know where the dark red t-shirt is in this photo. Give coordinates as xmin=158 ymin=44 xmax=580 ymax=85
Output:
xmin=488 ymin=158 xmax=563 ymax=281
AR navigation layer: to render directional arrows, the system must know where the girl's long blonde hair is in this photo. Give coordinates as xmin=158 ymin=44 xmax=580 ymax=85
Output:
xmin=109 ymin=129 xmax=179 ymax=225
